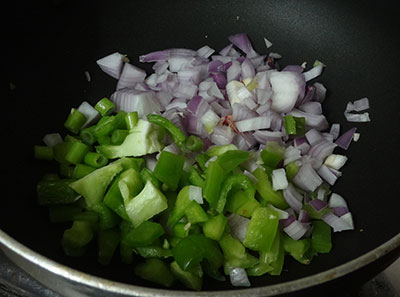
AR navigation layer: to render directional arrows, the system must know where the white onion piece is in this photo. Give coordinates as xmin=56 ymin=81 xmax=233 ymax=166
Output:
xmin=168 ymin=56 xmax=195 ymax=72
xmin=111 ymin=89 xmax=161 ymax=118
xmin=272 ymin=168 xmax=288 ymax=191
xmin=235 ymin=117 xmax=271 ymax=132
xmin=227 ymin=214 xmax=250 ymax=242
xmin=317 ymin=164 xmax=338 ymax=186
xmin=283 ymin=183 xmax=303 ymax=213
xmin=284 ymin=146 xmax=302 ymax=165
xmin=117 ymin=63 xmax=147 ymax=90
xmin=188 ymin=185 xmax=203 ymax=204
xmin=197 ymin=45 xmax=215 ymax=58
xmin=353 ymin=132 xmax=360 ymax=142
xmin=226 ymin=80 xmax=256 ymax=107
xmin=96 ymin=52 xmax=125 ymax=79
xmin=253 ymin=130 xmax=282 ymax=144
xmin=328 ymin=193 xmax=348 ymax=208
xmin=299 ymin=101 xmax=322 ymax=115
xmin=324 ymin=154 xmax=348 ymax=170
xmin=173 ymin=82 xmax=198 ymax=99
xmin=289 ymin=108 xmax=329 ymax=130
xmin=229 ymin=268 xmax=251 ymax=287
xmin=303 ymin=64 xmax=324 ymax=82
xmin=313 ymin=82 xmax=327 ymax=102
xmin=232 ymin=103 xmax=258 ymax=121
xmin=43 ymin=133 xmax=63 ymax=147
xmin=322 ymin=212 xmax=354 ymax=232
xmin=200 ymin=109 xmax=220 ymax=134
xmin=283 ymin=220 xmax=310 ymax=240
xmin=267 ymin=204 xmax=289 ymax=220
xmin=344 ymin=112 xmax=371 ymax=122
xmin=269 ymin=71 xmax=305 ymax=113
xmin=243 ymin=170 xmax=258 ymax=184
xmin=305 ymin=128 xmax=323 ymax=146
xmin=211 ymin=126 xmax=235 ymax=145
xmin=165 ymin=100 xmax=187 ymax=111
xmin=77 ymin=101 xmax=100 ymax=128
xmin=293 ymin=163 xmax=323 ymax=192
xmin=345 ymin=97 xmax=370 ymax=112
xmin=264 ymin=37 xmax=273 ymax=48
xmin=145 ymin=155 xmax=157 ymax=172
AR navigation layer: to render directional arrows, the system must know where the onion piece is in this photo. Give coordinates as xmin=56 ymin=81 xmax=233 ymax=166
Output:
xmin=197 ymin=45 xmax=215 ymax=58
xmin=229 ymin=268 xmax=251 ymax=287
xmin=264 ymin=37 xmax=273 ymax=48
xmin=284 ymin=220 xmax=310 ymax=240
xmin=328 ymin=193 xmax=348 ymax=209
xmin=284 ymin=146 xmax=302 ymax=165
xmin=227 ymin=214 xmax=250 ymax=242
xmin=293 ymin=163 xmax=323 ymax=192
xmin=43 ymin=133 xmax=63 ymax=147
xmin=228 ymin=33 xmax=258 ymax=58
xmin=303 ymin=63 xmax=325 ymax=82
xmin=335 ymin=127 xmax=357 ymax=150
xmin=345 ymin=97 xmax=370 ymax=112
xmin=317 ymin=164 xmax=339 ymax=186
xmin=77 ymin=101 xmax=100 ymax=128
xmin=188 ymin=185 xmax=203 ymax=204
xmin=96 ymin=52 xmax=125 ymax=79
xmin=272 ymin=168 xmax=288 ymax=191
xmin=283 ymin=183 xmax=303 ymax=213
xmin=117 ymin=63 xmax=147 ymax=90
xmin=111 ymin=89 xmax=161 ymax=118
xmin=324 ymin=154 xmax=348 ymax=170
xmin=269 ymin=71 xmax=305 ymax=113
xmin=322 ymin=212 xmax=354 ymax=232
xmin=235 ymin=117 xmax=271 ymax=132
xmin=344 ymin=112 xmax=371 ymax=122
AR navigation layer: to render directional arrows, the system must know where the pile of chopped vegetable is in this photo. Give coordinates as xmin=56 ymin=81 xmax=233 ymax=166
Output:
xmin=33 ymin=33 xmax=369 ymax=290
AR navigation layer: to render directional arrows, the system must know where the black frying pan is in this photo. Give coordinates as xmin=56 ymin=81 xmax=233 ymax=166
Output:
xmin=3 ymin=0 xmax=400 ymax=296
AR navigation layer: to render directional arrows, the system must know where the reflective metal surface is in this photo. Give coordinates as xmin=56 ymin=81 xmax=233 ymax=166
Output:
xmin=1 ymin=229 xmax=399 ymax=297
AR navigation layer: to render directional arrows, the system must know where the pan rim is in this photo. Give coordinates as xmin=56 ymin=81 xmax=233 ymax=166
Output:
xmin=0 ymin=228 xmax=399 ymax=296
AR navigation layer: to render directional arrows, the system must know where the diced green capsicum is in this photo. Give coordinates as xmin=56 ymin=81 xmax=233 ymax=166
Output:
xmin=135 ymin=258 xmax=175 ymax=288
xmin=154 ymin=151 xmax=185 ymax=191
xmin=219 ymin=233 xmax=258 ymax=269
xmin=97 ymin=228 xmax=120 ymax=265
xmin=37 ymin=179 xmax=80 ymax=205
xmin=121 ymin=221 xmax=165 ymax=248
xmin=243 ymin=207 xmax=279 ymax=252
xmin=311 ymin=220 xmax=332 ymax=253
xmin=216 ymin=174 xmax=256 ymax=213
xmin=224 ymin=190 xmax=260 ymax=218
xmin=260 ymin=141 xmax=285 ymax=168
xmin=170 ymin=261 xmax=203 ymax=291
xmin=203 ymin=161 xmax=224 ymax=210
xmin=61 ymin=220 xmax=94 ymax=257
xmin=252 ymin=167 xmax=289 ymax=209
xmin=215 ymin=150 xmax=251 ymax=172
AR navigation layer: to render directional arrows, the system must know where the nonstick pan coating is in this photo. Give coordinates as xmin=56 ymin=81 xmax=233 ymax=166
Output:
xmin=3 ymin=0 xmax=400 ymax=295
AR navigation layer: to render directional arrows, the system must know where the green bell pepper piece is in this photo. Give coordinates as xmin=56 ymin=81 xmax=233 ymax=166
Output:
xmin=285 ymin=161 xmax=300 ymax=182
xmin=188 ymin=166 xmax=205 ymax=188
xmin=140 ymin=167 xmax=161 ymax=188
xmin=216 ymin=174 xmax=256 ymax=213
xmin=224 ymin=190 xmax=260 ymax=218
xmin=184 ymin=135 xmax=204 ymax=152
xmin=173 ymin=222 xmax=190 ymax=238
xmin=215 ymin=150 xmax=250 ymax=172
xmin=97 ymin=228 xmax=120 ymax=265
xmin=37 ymin=179 xmax=80 ymax=205
xmin=93 ymin=111 xmax=127 ymax=138
xmin=247 ymin=230 xmax=282 ymax=276
xmin=62 ymin=220 xmax=94 ymax=257
xmin=147 ymin=114 xmax=186 ymax=148
xmin=170 ymin=261 xmax=203 ymax=291
xmin=168 ymin=185 xmax=207 ymax=226
xmin=91 ymin=202 xmax=120 ymax=230
xmin=260 ymin=141 xmax=285 ymax=168
xmin=282 ymin=234 xmax=312 ymax=264
xmin=96 ymin=119 xmax=164 ymax=159
xmin=69 ymin=160 xmax=124 ymax=208
xmin=154 ymin=151 xmax=185 ymax=191
xmin=121 ymin=221 xmax=165 ymax=248
xmin=195 ymin=153 xmax=209 ymax=172
xmin=122 ymin=180 xmax=168 ymax=228
xmin=202 ymin=213 xmax=227 ymax=241
xmin=219 ymin=233 xmax=258 ymax=269
xmin=135 ymin=246 xmax=172 ymax=259
xmin=311 ymin=220 xmax=332 ymax=253
xmin=252 ymin=167 xmax=289 ymax=209
xmin=48 ymin=204 xmax=83 ymax=223
xmin=243 ymin=207 xmax=279 ymax=252
xmin=135 ymin=258 xmax=175 ymax=288
xmin=205 ymin=144 xmax=237 ymax=157
xmin=203 ymin=161 xmax=224 ymax=210
xmin=103 ymin=175 xmax=129 ymax=221
xmin=172 ymin=234 xmax=223 ymax=272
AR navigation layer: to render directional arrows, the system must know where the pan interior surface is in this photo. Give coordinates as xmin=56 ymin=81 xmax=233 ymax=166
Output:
xmin=3 ymin=0 xmax=400 ymax=292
